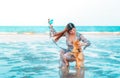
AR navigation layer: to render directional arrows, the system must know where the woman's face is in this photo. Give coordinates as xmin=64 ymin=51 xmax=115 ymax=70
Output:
xmin=69 ymin=28 xmax=76 ymax=34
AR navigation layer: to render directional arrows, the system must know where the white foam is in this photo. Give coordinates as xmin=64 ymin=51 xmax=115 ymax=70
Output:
xmin=0 ymin=34 xmax=49 ymax=42
xmin=88 ymin=47 xmax=113 ymax=53
xmin=85 ymin=52 xmax=99 ymax=58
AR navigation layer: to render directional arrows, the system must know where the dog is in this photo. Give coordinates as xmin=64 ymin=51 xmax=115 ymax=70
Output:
xmin=63 ymin=40 xmax=84 ymax=69
xmin=71 ymin=40 xmax=84 ymax=69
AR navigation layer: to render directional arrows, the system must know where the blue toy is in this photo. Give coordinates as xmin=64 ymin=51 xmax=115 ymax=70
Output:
xmin=48 ymin=19 xmax=53 ymax=25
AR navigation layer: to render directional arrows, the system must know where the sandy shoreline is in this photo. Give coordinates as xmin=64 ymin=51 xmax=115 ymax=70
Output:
xmin=81 ymin=32 xmax=120 ymax=35
xmin=0 ymin=32 xmax=119 ymax=42
xmin=0 ymin=32 xmax=119 ymax=35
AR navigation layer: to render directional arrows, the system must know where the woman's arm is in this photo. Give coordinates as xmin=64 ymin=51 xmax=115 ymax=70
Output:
xmin=48 ymin=19 xmax=67 ymax=42
xmin=79 ymin=34 xmax=91 ymax=50
xmin=49 ymin=24 xmax=56 ymax=37
xmin=48 ymin=19 xmax=57 ymax=37
xmin=49 ymin=23 xmax=67 ymax=36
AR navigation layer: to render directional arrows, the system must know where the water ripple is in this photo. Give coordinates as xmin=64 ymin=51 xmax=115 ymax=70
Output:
xmin=0 ymin=36 xmax=120 ymax=78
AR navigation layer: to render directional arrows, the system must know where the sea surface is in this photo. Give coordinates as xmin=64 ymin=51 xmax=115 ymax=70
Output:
xmin=0 ymin=26 xmax=120 ymax=33
xmin=0 ymin=26 xmax=120 ymax=78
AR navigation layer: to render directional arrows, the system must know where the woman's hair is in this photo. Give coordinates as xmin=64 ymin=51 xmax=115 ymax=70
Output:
xmin=66 ymin=23 xmax=75 ymax=32
xmin=54 ymin=23 xmax=75 ymax=42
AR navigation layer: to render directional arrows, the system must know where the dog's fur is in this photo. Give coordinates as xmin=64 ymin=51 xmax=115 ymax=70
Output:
xmin=64 ymin=40 xmax=84 ymax=69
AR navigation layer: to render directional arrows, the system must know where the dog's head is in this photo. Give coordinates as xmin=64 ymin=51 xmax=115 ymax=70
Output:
xmin=73 ymin=40 xmax=82 ymax=52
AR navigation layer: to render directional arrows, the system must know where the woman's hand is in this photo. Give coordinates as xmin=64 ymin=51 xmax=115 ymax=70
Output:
xmin=81 ymin=42 xmax=87 ymax=46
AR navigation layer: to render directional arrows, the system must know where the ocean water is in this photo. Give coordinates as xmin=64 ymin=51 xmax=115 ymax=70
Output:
xmin=0 ymin=26 xmax=120 ymax=78
xmin=0 ymin=26 xmax=120 ymax=33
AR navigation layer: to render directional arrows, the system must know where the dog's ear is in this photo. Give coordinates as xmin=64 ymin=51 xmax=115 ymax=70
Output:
xmin=76 ymin=40 xmax=80 ymax=43
xmin=72 ymin=40 xmax=80 ymax=46
xmin=75 ymin=40 xmax=79 ymax=44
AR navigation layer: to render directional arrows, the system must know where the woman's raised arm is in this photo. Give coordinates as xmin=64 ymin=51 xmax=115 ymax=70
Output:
xmin=48 ymin=19 xmax=67 ymax=42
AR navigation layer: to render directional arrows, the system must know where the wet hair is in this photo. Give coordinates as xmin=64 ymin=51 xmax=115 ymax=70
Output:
xmin=66 ymin=23 xmax=75 ymax=32
xmin=54 ymin=23 xmax=76 ymax=42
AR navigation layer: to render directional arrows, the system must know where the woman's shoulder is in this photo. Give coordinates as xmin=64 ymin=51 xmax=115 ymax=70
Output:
xmin=76 ymin=32 xmax=82 ymax=36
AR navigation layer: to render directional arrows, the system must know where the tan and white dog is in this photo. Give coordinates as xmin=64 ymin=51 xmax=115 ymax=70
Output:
xmin=64 ymin=40 xmax=84 ymax=69
xmin=71 ymin=40 xmax=84 ymax=69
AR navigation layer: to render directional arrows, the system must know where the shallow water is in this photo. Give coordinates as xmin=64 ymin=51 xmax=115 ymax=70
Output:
xmin=0 ymin=35 xmax=120 ymax=78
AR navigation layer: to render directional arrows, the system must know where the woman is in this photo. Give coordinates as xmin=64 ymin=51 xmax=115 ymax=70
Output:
xmin=48 ymin=19 xmax=91 ymax=68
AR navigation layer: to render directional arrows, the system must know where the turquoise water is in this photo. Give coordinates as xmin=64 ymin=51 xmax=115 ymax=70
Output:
xmin=0 ymin=26 xmax=120 ymax=78
xmin=0 ymin=26 xmax=120 ymax=33
xmin=0 ymin=35 xmax=120 ymax=78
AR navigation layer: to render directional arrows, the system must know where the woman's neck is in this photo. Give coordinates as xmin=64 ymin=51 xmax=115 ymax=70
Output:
xmin=68 ymin=32 xmax=77 ymax=42
xmin=69 ymin=32 xmax=76 ymax=37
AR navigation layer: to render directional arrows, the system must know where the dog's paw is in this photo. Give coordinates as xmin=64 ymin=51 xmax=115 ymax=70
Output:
xmin=75 ymin=66 xmax=80 ymax=69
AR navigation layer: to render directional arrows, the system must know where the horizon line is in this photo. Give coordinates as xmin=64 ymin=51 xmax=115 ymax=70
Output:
xmin=0 ymin=25 xmax=120 ymax=27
